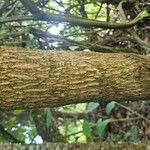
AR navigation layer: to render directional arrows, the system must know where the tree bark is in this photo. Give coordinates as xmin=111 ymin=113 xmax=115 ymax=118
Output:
xmin=0 ymin=142 xmax=149 ymax=150
xmin=0 ymin=47 xmax=150 ymax=110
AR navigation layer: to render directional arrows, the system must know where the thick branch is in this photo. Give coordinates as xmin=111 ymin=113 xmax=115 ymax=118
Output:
xmin=0 ymin=15 xmax=34 ymax=23
xmin=17 ymin=0 xmax=150 ymax=29
xmin=0 ymin=47 xmax=150 ymax=110
xmin=0 ymin=143 xmax=149 ymax=149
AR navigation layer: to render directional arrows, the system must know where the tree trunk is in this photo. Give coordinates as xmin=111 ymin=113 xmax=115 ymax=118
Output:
xmin=0 ymin=47 xmax=150 ymax=110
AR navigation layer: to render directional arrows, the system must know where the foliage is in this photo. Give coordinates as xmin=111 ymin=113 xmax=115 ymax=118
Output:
xmin=82 ymin=120 xmax=92 ymax=138
xmin=105 ymin=101 xmax=116 ymax=115
xmin=0 ymin=0 xmax=149 ymax=144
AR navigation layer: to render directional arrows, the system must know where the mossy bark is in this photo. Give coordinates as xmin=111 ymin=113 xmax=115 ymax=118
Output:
xmin=0 ymin=47 xmax=150 ymax=110
xmin=0 ymin=142 xmax=149 ymax=150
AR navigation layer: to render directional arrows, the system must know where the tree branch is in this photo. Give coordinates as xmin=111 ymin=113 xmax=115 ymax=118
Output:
xmin=0 ymin=47 xmax=149 ymax=110
xmin=18 ymin=0 xmax=149 ymax=29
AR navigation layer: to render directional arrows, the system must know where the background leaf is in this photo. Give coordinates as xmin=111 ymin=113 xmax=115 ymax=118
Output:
xmin=124 ymin=126 xmax=138 ymax=141
xmin=82 ymin=120 xmax=92 ymax=138
xmin=96 ymin=119 xmax=113 ymax=137
xmin=13 ymin=110 xmax=24 ymax=116
xmin=87 ymin=102 xmax=99 ymax=112
xmin=46 ymin=108 xmax=52 ymax=129
xmin=105 ymin=101 xmax=116 ymax=115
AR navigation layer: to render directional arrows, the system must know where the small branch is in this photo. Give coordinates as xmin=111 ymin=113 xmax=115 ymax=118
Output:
xmin=117 ymin=0 xmax=127 ymax=21
xmin=4 ymin=1 xmax=19 ymax=17
xmin=95 ymin=4 xmax=102 ymax=19
xmin=0 ymin=41 xmax=26 ymax=47
xmin=131 ymin=32 xmax=150 ymax=52
xmin=110 ymin=117 xmax=142 ymax=123
xmin=52 ymin=110 xmax=100 ymax=120
xmin=88 ymin=44 xmax=139 ymax=53
xmin=116 ymin=102 xmax=150 ymax=123
xmin=0 ymin=15 xmax=34 ymax=23
xmin=0 ymin=0 xmax=10 ymax=16
xmin=66 ymin=130 xmax=83 ymax=137
xmin=0 ymin=31 xmax=26 ymax=40
xmin=106 ymin=4 xmax=110 ymax=22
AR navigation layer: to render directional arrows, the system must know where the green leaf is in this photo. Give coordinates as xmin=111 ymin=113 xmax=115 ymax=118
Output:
xmin=87 ymin=102 xmax=99 ymax=112
xmin=7 ymin=116 xmax=16 ymax=130
xmin=29 ymin=110 xmax=34 ymax=122
xmin=96 ymin=119 xmax=112 ymax=137
xmin=46 ymin=108 xmax=52 ymax=129
xmin=135 ymin=10 xmax=150 ymax=21
xmin=0 ymin=31 xmax=6 ymax=39
xmin=105 ymin=101 xmax=116 ymax=115
xmin=124 ymin=126 xmax=138 ymax=141
xmin=13 ymin=109 xmax=24 ymax=116
xmin=110 ymin=134 xmax=122 ymax=142
xmin=82 ymin=120 xmax=92 ymax=138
